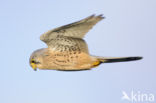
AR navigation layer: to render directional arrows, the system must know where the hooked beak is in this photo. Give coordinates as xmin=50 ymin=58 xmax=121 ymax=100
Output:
xmin=31 ymin=63 xmax=37 ymax=71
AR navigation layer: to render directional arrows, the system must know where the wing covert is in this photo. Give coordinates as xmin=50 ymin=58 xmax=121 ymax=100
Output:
xmin=48 ymin=36 xmax=89 ymax=54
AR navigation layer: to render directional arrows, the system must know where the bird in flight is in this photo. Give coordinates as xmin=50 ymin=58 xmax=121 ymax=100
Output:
xmin=29 ymin=14 xmax=142 ymax=71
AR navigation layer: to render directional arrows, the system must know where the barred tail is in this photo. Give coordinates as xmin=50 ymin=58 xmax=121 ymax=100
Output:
xmin=98 ymin=56 xmax=143 ymax=63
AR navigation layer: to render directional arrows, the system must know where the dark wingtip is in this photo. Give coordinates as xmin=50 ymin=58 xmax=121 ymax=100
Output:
xmin=89 ymin=14 xmax=105 ymax=20
xmin=97 ymin=14 xmax=105 ymax=19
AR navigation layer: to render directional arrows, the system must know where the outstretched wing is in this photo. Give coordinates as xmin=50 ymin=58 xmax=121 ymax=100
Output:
xmin=40 ymin=14 xmax=104 ymax=44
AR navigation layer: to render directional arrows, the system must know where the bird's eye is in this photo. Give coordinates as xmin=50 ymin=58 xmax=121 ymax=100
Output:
xmin=31 ymin=59 xmax=35 ymax=63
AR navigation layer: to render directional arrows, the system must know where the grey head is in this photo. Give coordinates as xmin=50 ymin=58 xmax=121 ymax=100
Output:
xmin=29 ymin=48 xmax=46 ymax=71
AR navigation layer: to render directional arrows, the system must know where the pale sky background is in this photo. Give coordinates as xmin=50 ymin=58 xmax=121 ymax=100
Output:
xmin=0 ymin=0 xmax=156 ymax=103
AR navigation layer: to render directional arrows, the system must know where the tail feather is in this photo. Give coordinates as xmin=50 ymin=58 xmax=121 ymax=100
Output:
xmin=98 ymin=57 xmax=143 ymax=63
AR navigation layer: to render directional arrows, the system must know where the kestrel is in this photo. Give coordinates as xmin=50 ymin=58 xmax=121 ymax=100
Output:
xmin=29 ymin=14 xmax=142 ymax=71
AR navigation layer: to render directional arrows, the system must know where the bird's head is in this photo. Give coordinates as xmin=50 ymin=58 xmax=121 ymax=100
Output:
xmin=29 ymin=49 xmax=44 ymax=71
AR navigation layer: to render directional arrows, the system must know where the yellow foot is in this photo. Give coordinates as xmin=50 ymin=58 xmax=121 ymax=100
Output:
xmin=92 ymin=61 xmax=100 ymax=67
